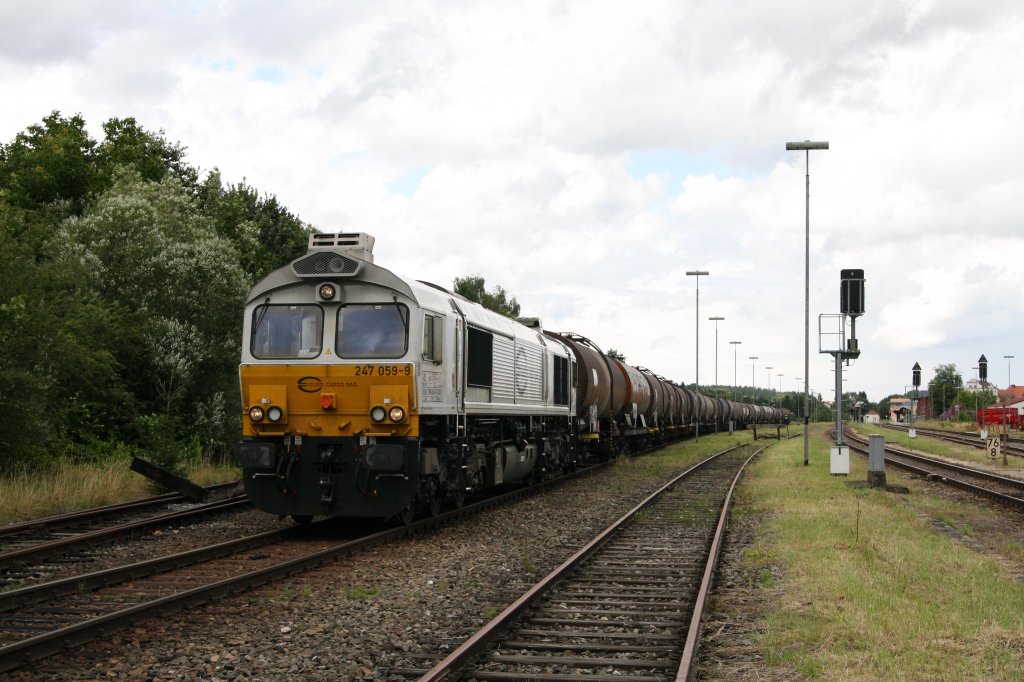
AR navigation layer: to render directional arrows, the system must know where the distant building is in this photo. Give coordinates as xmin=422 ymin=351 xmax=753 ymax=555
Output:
xmin=888 ymin=393 xmax=929 ymax=419
xmin=889 ymin=397 xmax=919 ymax=423
xmin=864 ymin=411 xmax=880 ymax=424
xmin=964 ymin=378 xmax=993 ymax=393
xmin=915 ymin=389 xmax=931 ymax=419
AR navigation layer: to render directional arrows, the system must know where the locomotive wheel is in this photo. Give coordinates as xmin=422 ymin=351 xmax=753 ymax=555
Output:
xmin=424 ymin=478 xmax=442 ymax=517
xmin=452 ymin=471 xmax=467 ymax=510
xmin=395 ymin=502 xmax=415 ymax=526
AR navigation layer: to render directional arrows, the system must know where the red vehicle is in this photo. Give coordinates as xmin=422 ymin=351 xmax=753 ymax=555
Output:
xmin=977 ymin=407 xmax=1021 ymax=427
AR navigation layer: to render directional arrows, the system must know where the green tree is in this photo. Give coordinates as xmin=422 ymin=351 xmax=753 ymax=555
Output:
xmin=58 ymin=169 xmax=250 ymax=465
xmin=952 ymin=389 xmax=997 ymax=422
xmin=0 ymin=111 xmax=98 ymax=215
xmin=0 ymin=111 xmax=314 ymax=470
xmin=606 ymin=348 xmax=625 ymax=361
xmin=0 ymin=199 xmax=124 ymax=468
xmin=197 ymin=171 xmax=312 ymax=279
xmin=96 ymin=117 xmax=198 ymax=189
xmin=878 ymin=393 xmax=903 ymax=420
xmin=928 ymin=363 xmax=962 ymax=418
xmin=454 ymin=275 xmax=521 ymax=318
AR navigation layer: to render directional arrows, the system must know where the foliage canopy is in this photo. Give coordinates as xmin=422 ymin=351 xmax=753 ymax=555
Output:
xmin=0 ymin=111 xmax=313 ymax=472
xmin=453 ymin=274 xmax=521 ymax=318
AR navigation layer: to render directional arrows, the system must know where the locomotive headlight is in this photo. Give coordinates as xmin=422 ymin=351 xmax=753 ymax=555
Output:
xmin=318 ymin=283 xmax=336 ymax=300
xmin=370 ymin=406 xmax=387 ymax=422
xmin=388 ymin=406 xmax=406 ymax=423
xmin=248 ymin=406 xmax=265 ymax=422
xmin=267 ymin=405 xmax=284 ymax=422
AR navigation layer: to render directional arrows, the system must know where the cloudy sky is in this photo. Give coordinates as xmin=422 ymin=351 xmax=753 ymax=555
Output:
xmin=2 ymin=0 xmax=1022 ymax=404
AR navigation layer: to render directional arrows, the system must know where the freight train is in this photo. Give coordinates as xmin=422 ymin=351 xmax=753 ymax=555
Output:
xmin=234 ymin=233 xmax=788 ymax=523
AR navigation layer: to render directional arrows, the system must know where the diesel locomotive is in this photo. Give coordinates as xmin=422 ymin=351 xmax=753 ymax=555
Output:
xmin=234 ymin=233 xmax=787 ymax=523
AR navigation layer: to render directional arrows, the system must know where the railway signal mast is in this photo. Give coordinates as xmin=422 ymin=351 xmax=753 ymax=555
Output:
xmin=821 ymin=269 xmax=865 ymax=475
xmin=911 ymin=362 xmax=922 ymax=438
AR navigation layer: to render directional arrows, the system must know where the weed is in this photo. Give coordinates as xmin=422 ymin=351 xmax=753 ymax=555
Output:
xmin=343 ymin=585 xmax=379 ymax=600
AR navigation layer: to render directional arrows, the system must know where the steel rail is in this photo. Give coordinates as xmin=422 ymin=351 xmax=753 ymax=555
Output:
xmin=418 ymin=443 xmax=753 ymax=682
xmin=882 ymin=423 xmax=1024 ymax=457
xmin=0 ymin=526 xmax=298 ymax=613
xmin=0 ymin=495 xmax=250 ymax=572
xmin=843 ymin=431 xmax=1024 ymax=510
xmin=0 ymin=453 xmax=626 ymax=674
xmin=675 ymin=446 xmax=762 ymax=680
xmin=845 ymin=430 xmax=1024 ymax=492
xmin=0 ymin=481 xmax=241 ymax=541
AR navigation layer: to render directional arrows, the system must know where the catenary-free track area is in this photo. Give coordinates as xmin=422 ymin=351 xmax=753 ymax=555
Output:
xmin=3 ymin=425 xmax=1024 ymax=679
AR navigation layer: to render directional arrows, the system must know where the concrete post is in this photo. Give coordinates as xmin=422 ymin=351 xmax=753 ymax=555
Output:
xmin=868 ymin=434 xmax=886 ymax=488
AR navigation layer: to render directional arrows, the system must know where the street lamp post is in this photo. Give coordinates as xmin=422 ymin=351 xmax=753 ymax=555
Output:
xmin=787 ymin=139 xmax=829 ymax=466
xmin=778 ymin=372 xmax=784 ymax=392
xmin=686 ymin=270 xmax=709 ymax=441
xmin=709 ymin=316 xmax=725 ymax=386
xmin=765 ymin=366 xmax=773 ymax=391
xmin=1006 ymin=355 xmax=1015 ymax=388
xmin=730 ymin=341 xmax=742 ymax=387
xmin=749 ymin=356 xmax=758 ymax=388
xmin=795 ymin=377 xmax=802 ymax=419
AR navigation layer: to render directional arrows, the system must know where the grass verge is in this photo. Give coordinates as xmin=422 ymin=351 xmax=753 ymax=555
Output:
xmin=0 ymin=456 xmax=240 ymax=525
xmin=737 ymin=423 xmax=1024 ymax=679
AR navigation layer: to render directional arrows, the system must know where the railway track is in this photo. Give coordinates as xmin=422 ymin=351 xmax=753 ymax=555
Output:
xmin=0 ymin=483 xmax=248 ymax=589
xmin=0 ymin=455 xmax=626 ymax=674
xmin=843 ymin=429 xmax=1024 ymax=510
xmin=882 ymin=423 xmax=1024 ymax=458
xmin=388 ymin=443 xmax=761 ymax=681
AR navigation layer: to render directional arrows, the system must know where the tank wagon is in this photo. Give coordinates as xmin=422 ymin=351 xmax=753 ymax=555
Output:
xmin=234 ymin=233 xmax=788 ymax=523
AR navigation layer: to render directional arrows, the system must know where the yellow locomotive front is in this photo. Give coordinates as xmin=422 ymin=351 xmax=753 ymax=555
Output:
xmin=235 ymin=233 xmax=429 ymax=522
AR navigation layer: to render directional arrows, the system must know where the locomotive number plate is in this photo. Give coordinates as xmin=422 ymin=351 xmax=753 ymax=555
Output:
xmin=353 ymin=365 xmax=413 ymax=377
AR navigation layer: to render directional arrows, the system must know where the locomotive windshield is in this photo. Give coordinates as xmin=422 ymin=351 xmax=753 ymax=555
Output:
xmin=251 ymin=304 xmax=323 ymax=359
xmin=337 ymin=303 xmax=408 ymax=358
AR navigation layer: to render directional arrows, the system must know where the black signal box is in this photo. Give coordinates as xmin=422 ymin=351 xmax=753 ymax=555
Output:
xmin=841 ymin=269 xmax=865 ymax=317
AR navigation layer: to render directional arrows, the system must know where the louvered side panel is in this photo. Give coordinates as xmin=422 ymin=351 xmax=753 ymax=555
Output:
xmin=514 ymin=342 xmax=543 ymax=405
xmin=491 ymin=336 xmax=516 ymax=404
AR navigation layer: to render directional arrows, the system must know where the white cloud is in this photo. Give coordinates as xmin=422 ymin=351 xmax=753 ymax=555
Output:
xmin=1 ymin=0 xmax=1022 ymax=400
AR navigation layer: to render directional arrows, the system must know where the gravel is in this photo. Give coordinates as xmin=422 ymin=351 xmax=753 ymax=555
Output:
xmin=9 ymin=454 xmax=700 ymax=681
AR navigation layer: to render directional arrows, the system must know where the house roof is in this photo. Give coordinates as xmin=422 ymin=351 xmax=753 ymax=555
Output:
xmin=998 ymin=385 xmax=1024 ymax=401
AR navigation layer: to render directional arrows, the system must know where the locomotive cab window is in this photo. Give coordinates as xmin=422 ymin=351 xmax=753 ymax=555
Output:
xmin=337 ymin=303 xmax=409 ymax=359
xmin=422 ymin=313 xmax=443 ymax=363
xmin=251 ymin=304 xmax=323 ymax=359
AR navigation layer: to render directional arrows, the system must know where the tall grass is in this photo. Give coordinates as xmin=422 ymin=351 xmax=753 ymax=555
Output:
xmin=0 ymin=455 xmax=239 ymax=525
xmin=742 ymin=424 xmax=1024 ymax=679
